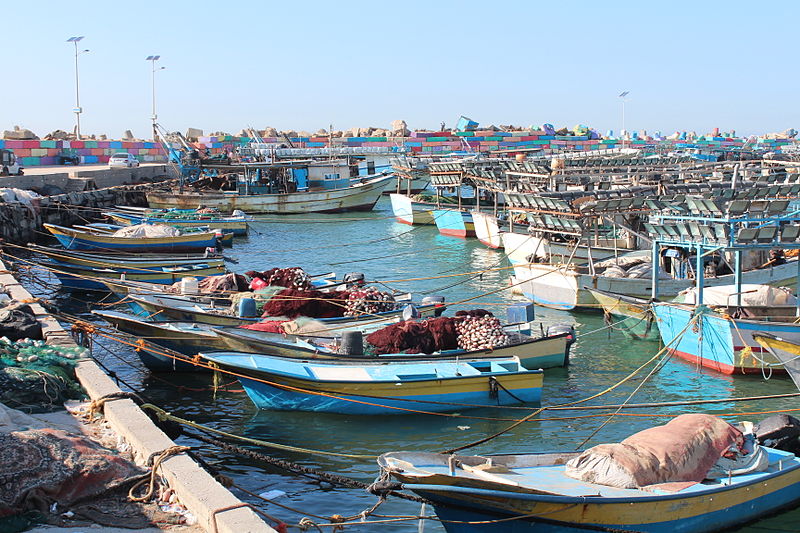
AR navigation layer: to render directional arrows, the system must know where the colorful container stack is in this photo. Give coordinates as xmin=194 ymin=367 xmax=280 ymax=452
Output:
xmin=3 ymin=132 xmax=795 ymax=168
xmin=0 ymin=139 xmax=168 ymax=167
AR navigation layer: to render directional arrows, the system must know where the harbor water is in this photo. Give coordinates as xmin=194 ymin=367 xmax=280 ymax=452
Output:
xmin=40 ymin=197 xmax=800 ymax=532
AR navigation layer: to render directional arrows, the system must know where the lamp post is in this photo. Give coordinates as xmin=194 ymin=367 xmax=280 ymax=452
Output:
xmin=618 ymin=91 xmax=629 ymax=149
xmin=67 ymin=36 xmax=89 ymax=139
xmin=146 ymin=55 xmax=165 ymax=131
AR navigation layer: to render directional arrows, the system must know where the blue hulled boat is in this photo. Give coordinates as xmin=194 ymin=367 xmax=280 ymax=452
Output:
xmin=199 ymin=352 xmax=543 ymax=415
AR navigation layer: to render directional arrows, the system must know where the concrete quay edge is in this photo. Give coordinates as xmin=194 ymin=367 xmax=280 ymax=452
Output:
xmin=0 ymin=262 xmax=276 ymax=533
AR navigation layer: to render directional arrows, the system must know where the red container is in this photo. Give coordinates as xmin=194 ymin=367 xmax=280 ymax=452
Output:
xmin=14 ymin=148 xmax=31 ymax=157
xmin=4 ymin=140 xmax=24 ymax=149
xmin=22 ymin=140 xmax=39 ymax=148
xmin=91 ymin=148 xmax=103 ymax=155
xmin=72 ymin=141 xmax=85 ymax=148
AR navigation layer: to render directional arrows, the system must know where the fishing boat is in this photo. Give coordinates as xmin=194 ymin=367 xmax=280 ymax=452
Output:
xmin=645 ymin=205 xmax=800 ymax=374
xmin=199 ymin=351 xmax=544 ymax=414
xmin=42 ymin=260 xmax=226 ymax=291
xmin=29 ymin=244 xmax=226 ymax=270
xmin=379 ymin=431 xmax=800 ymax=531
xmin=433 ymin=208 xmax=476 ymax=238
xmin=124 ymin=292 xmax=445 ymax=327
xmin=515 ymin=253 xmax=799 ymax=311
xmin=753 ymin=333 xmax=800 ymax=390
xmin=92 ymin=310 xmax=225 ymax=371
xmin=104 ymin=208 xmax=251 ymax=235
xmin=587 ymin=288 xmax=659 ymax=341
xmin=388 ymin=193 xmax=436 ymax=225
xmin=213 ymin=322 xmax=574 ymax=370
xmin=43 ymin=223 xmax=220 ymax=253
xmin=146 ymin=173 xmax=394 ymax=214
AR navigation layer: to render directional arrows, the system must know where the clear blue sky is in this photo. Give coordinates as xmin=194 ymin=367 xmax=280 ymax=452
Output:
xmin=4 ymin=1 xmax=799 ymax=140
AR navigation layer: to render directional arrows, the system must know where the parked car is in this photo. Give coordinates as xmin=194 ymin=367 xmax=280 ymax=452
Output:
xmin=109 ymin=153 xmax=140 ymax=168
xmin=57 ymin=150 xmax=80 ymax=165
xmin=0 ymin=149 xmax=23 ymax=175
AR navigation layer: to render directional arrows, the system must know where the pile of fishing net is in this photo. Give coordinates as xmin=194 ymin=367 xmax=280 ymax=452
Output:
xmin=111 ymin=223 xmax=182 ymax=238
xmin=344 ymin=287 xmax=396 ymax=317
xmin=247 ymin=267 xmax=312 ymax=291
xmin=365 ymin=310 xmax=508 ymax=355
xmin=261 ymin=288 xmax=352 ymax=319
xmin=0 ymin=339 xmax=86 ymax=412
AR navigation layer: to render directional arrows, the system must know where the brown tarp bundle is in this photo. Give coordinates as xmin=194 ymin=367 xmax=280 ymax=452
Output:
xmin=565 ymin=414 xmax=744 ymax=489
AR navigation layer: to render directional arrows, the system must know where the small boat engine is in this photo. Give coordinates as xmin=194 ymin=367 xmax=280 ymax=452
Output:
xmin=343 ymin=272 xmax=365 ymax=287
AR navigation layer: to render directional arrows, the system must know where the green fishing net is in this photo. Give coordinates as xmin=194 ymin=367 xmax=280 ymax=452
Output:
xmin=0 ymin=338 xmax=87 ymax=413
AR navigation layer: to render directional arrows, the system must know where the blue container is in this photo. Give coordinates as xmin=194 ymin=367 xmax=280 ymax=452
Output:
xmin=238 ymin=297 xmax=258 ymax=318
xmin=110 ymin=141 xmax=123 ymax=148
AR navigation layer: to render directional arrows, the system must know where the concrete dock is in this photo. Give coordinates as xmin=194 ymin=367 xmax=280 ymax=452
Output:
xmin=0 ymin=260 xmax=275 ymax=533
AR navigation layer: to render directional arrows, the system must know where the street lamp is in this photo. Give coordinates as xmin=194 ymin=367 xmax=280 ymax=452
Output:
xmin=67 ymin=36 xmax=89 ymax=139
xmin=618 ymin=91 xmax=629 ymax=149
xmin=146 ymin=55 xmax=165 ymax=129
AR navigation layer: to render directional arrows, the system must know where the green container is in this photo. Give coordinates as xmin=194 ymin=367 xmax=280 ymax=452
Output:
xmin=366 ymin=137 xmax=387 ymax=141
xmin=84 ymin=141 xmax=98 ymax=148
xmin=485 ymin=136 xmax=503 ymax=141
xmin=23 ymin=157 xmax=40 ymax=166
xmin=426 ymin=137 xmax=449 ymax=142
xmin=40 ymin=140 xmax=57 ymax=149
xmin=455 ymin=131 xmax=474 ymax=137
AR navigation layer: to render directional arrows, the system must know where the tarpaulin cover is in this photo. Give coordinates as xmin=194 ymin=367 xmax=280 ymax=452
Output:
xmin=565 ymin=414 xmax=743 ymax=489
xmin=242 ymin=316 xmax=330 ymax=335
xmin=677 ymin=284 xmax=797 ymax=307
xmin=0 ymin=428 xmax=142 ymax=517
xmin=111 ymin=223 xmax=182 ymax=238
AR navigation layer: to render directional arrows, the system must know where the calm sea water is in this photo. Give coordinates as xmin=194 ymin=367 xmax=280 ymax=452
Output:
xmin=43 ymin=197 xmax=800 ymax=532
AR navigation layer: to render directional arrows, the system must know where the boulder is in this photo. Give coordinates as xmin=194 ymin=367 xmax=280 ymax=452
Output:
xmin=315 ymin=129 xmax=328 ymax=136
xmin=123 ymin=130 xmax=135 ymax=140
xmin=44 ymin=130 xmax=71 ymax=141
xmin=281 ymin=130 xmax=297 ymax=138
xmin=391 ymin=119 xmax=409 ymax=136
xmin=185 ymin=127 xmax=203 ymax=140
xmin=3 ymin=127 xmax=38 ymax=140
xmin=298 ymin=131 xmax=312 ymax=138
xmin=263 ymin=127 xmax=278 ymax=137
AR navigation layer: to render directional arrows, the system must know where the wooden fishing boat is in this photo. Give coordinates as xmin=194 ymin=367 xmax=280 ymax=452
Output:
xmin=29 ymin=244 xmax=226 ymax=270
xmin=379 ymin=446 xmax=800 ymax=532
xmin=125 ymin=292 xmax=445 ymax=327
xmin=514 ymin=258 xmax=799 ymax=311
xmin=433 ymin=208 xmax=476 ymax=238
xmin=753 ymin=333 xmax=800 ymax=390
xmin=388 ymin=193 xmax=436 ymax=225
xmin=43 ymin=223 xmax=219 ymax=253
xmin=213 ymin=324 xmax=574 ymax=370
xmin=471 ymin=211 xmax=503 ymax=248
xmin=587 ymin=288 xmax=659 ymax=341
xmin=104 ymin=210 xmax=251 ymax=235
xmin=43 ymin=260 xmax=226 ymax=291
xmin=92 ymin=310 xmax=225 ymax=371
xmin=199 ymin=352 xmax=544 ymax=414
xmin=146 ymin=174 xmax=394 ymax=214
xmin=650 ymin=302 xmax=800 ymax=375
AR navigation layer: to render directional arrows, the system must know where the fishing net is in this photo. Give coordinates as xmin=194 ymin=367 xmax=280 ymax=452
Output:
xmin=0 ymin=339 xmax=86 ymax=413
xmin=261 ymin=289 xmax=351 ymax=319
xmin=365 ymin=311 xmax=505 ymax=355
xmin=198 ymin=273 xmax=249 ymax=293
xmin=246 ymin=267 xmax=312 ymax=291
xmin=344 ymin=287 xmax=396 ymax=317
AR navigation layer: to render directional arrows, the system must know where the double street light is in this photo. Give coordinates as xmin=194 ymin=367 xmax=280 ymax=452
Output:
xmin=67 ymin=36 xmax=89 ymax=139
xmin=146 ymin=55 xmax=166 ymax=129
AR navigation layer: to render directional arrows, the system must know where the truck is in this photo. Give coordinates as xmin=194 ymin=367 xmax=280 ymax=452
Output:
xmin=0 ymin=149 xmax=23 ymax=175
